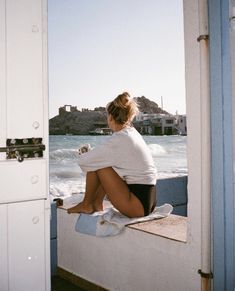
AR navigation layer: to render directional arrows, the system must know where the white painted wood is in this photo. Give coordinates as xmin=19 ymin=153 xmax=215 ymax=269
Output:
xmin=44 ymin=198 xmax=51 ymax=290
xmin=0 ymin=0 xmax=7 ymax=160
xmin=0 ymin=201 xmax=51 ymax=291
xmin=0 ymin=0 xmax=49 ymax=199
xmin=198 ymin=0 xmax=211 ymax=280
xmin=0 ymin=0 xmax=50 ymax=290
xmin=8 ymin=200 xmax=48 ymax=291
xmin=183 ymin=0 xmax=202 ymax=259
xmin=6 ymin=0 xmax=44 ymax=138
xmin=0 ymin=204 xmax=9 ymax=291
xmin=0 ymin=159 xmax=47 ymax=203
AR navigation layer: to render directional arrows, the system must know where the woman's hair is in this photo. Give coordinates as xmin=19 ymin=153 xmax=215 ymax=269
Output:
xmin=106 ymin=92 xmax=139 ymax=125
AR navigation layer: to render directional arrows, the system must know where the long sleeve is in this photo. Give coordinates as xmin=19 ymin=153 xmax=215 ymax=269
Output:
xmin=77 ymin=127 xmax=157 ymax=185
xmin=77 ymin=135 xmax=119 ymax=172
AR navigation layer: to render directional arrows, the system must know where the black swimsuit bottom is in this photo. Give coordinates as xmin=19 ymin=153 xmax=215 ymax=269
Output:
xmin=127 ymin=184 xmax=156 ymax=216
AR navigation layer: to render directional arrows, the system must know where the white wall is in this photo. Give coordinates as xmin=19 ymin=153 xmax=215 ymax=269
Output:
xmin=58 ymin=209 xmax=200 ymax=291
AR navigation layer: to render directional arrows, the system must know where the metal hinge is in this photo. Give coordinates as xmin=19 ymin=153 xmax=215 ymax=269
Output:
xmin=198 ymin=269 xmax=213 ymax=279
xmin=0 ymin=138 xmax=45 ymax=162
xmin=197 ymin=34 xmax=209 ymax=42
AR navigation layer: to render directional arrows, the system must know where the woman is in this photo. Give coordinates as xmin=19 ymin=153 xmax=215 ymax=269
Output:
xmin=68 ymin=92 xmax=157 ymax=217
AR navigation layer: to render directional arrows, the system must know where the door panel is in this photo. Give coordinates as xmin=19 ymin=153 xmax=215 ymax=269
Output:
xmin=0 ymin=159 xmax=47 ymax=203
xmin=0 ymin=0 xmax=50 ymax=290
xmin=6 ymin=0 xmax=44 ymax=138
xmin=0 ymin=0 xmax=7 ymax=160
xmin=8 ymin=200 xmax=47 ymax=291
xmin=0 ymin=205 xmax=8 ymax=291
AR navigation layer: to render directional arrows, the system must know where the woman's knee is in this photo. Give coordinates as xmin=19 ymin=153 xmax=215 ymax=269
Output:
xmin=96 ymin=167 xmax=114 ymax=174
xmin=97 ymin=167 xmax=121 ymax=181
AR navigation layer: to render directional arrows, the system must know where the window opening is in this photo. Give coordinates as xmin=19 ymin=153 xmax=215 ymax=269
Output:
xmin=48 ymin=0 xmax=187 ymax=219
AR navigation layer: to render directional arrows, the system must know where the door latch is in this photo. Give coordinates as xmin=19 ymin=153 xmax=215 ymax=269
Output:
xmin=0 ymin=138 xmax=46 ymax=162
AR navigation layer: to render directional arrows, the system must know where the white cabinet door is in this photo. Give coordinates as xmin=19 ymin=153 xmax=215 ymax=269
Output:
xmin=0 ymin=200 xmax=50 ymax=291
xmin=0 ymin=0 xmax=48 ymax=203
xmin=0 ymin=0 xmax=7 ymax=158
xmin=0 ymin=0 xmax=48 ymax=147
xmin=0 ymin=204 xmax=8 ymax=291
xmin=0 ymin=1 xmax=50 ymax=290
xmin=7 ymin=200 xmax=50 ymax=291
xmin=0 ymin=159 xmax=47 ymax=203
xmin=6 ymin=0 xmax=46 ymax=138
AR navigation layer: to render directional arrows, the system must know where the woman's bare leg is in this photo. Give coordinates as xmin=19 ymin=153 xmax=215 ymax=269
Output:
xmin=68 ymin=167 xmax=145 ymax=217
xmin=97 ymin=167 xmax=144 ymax=218
xmin=68 ymin=171 xmax=105 ymax=214
xmin=92 ymin=184 xmax=106 ymax=211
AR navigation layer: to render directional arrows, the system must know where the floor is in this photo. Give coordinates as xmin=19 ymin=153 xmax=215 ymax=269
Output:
xmin=51 ymin=276 xmax=86 ymax=291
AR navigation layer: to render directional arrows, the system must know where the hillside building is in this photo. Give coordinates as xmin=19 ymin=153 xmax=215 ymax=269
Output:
xmin=134 ymin=112 xmax=186 ymax=135
xmin=59 ymin=104 xmax=78 ymax=115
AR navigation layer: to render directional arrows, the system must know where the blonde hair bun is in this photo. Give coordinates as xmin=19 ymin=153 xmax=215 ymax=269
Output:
xmin=107 ymin=92 xmax=139 ymax=125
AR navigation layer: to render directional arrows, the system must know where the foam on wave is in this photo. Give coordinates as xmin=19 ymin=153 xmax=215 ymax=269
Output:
xmin=148 ymin=143 xmax=167 ymax=156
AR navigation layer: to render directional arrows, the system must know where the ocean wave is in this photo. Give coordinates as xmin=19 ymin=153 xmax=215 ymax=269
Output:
xmin=49 ymin=148 xmax=78 ymax=161
xmin=148 ymin=143 xmax=167 ymax=156
xmin=50 ymin=170 xmax=82 ymax=179
xmin=50 ymin=180 xmax=85 ymax=197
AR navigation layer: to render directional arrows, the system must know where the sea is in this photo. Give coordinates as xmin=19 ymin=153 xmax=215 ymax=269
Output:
xmin=49 ymin=135 xmax=187 ymax=199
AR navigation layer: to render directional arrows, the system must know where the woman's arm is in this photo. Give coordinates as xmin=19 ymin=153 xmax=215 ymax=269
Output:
xmin=77 ymin=135 xmax=118 ymax=172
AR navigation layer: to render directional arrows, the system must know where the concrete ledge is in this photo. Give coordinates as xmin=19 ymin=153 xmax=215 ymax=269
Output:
xmin=55 ymin=176 xmax=197 ymax=290
xmin=57 ymin=207 xmax=200 ymax=291
xmin=128 ymin=214 xmax=187 ymax=242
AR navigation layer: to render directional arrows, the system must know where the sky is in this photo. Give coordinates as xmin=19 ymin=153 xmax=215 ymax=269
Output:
xmin=48 ymin=0 xmax=185 ymax=118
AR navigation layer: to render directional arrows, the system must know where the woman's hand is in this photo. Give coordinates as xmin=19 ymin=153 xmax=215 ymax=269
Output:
xmin=78 ymin=144 xmax=91 ymax=155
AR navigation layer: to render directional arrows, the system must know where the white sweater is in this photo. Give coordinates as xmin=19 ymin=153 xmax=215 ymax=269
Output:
xmin=77 ymin=127 xmax=157 ymax=185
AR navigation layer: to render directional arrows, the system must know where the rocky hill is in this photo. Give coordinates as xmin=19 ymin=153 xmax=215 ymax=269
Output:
xmin=49 ymin=96 xmax=168 ymax=135
xmin=134 ymin=96 xmax=168 ymax=114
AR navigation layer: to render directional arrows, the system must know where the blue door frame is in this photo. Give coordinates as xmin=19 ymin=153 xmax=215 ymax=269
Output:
xmin=209 ymin=0 xmax=234 ymax=290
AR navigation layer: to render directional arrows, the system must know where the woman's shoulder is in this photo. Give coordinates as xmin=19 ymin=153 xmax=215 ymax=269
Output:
xmin=114 ymin=127 xmax=143 ymax=143
xmin=116 ymin=126 xmax=137 ymax=135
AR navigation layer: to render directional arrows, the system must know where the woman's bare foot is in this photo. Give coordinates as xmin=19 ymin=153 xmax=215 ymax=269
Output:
xmin=67 ymin=201 xmax=94 ymax=214
xmin=93 ymin=202 xmax=103 ymax=212
xmin=67 ymin=201 xmax=103 ymax=214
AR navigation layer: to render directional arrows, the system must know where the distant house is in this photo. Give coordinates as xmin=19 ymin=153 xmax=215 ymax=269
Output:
xmin=59 ymin=104 xmax=78 ymax=115
xmin=175 ymin=114 xmax=187 ymax=135
xmin=134 ymin=112 xmax=180 ymax=135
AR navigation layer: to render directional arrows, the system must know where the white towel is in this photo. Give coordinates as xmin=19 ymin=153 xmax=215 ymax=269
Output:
xmin=75 ymin=203 xmax=173 ymax=237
